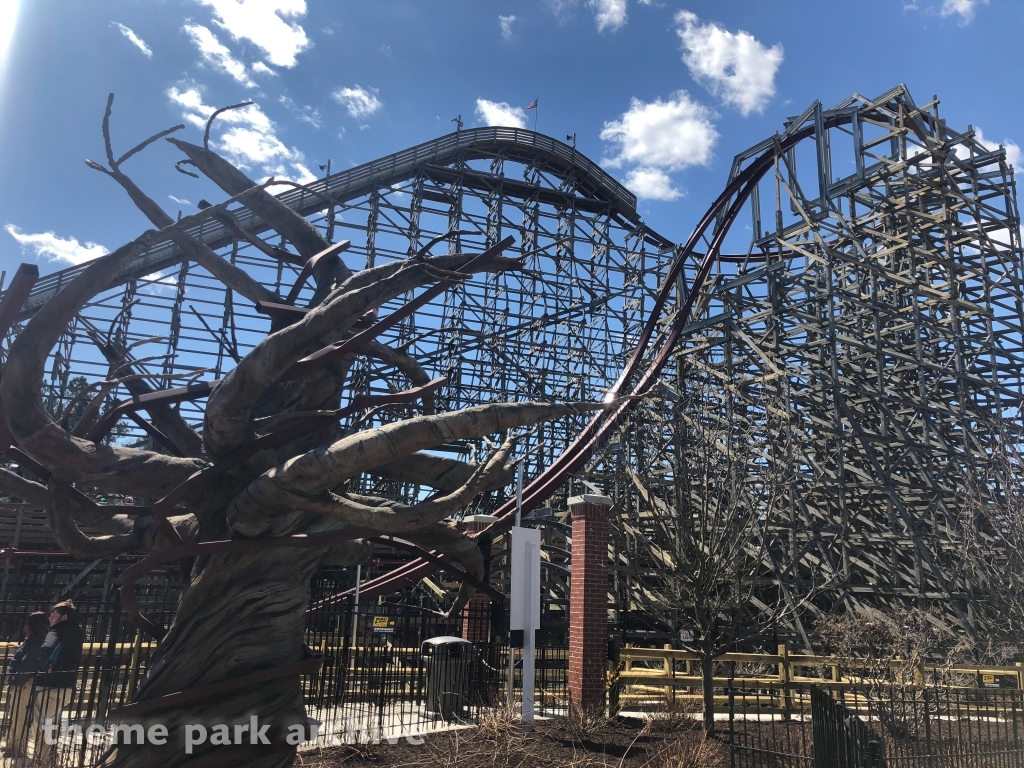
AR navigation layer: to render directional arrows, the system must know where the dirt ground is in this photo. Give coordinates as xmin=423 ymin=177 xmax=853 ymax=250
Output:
xmin=295 ymin=715 xmax=728 ymax=768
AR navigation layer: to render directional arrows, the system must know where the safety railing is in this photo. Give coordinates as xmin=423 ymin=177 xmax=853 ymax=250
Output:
xmin=615 ymin=644 xmax=1024 ymax=712
xmin=3 ymin=127 xmax=637 ymax=320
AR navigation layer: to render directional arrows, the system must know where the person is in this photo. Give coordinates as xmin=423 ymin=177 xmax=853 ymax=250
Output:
xmin=2 ymin=612 xmax=49 ymax=760
xmin=32 ymin=600 xmax=84 ymax=764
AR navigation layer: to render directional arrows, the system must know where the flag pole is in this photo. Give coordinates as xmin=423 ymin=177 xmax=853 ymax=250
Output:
xmin=534 ymin=97 xmax=538 ymax=133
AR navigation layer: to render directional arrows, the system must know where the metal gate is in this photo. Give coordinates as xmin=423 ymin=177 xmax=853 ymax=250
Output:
xmin=810 ymin=687 xmax=883 ymax=767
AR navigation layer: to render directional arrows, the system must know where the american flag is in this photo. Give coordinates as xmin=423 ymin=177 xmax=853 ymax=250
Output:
xmin=526 ymin=99 xmax=538 ymax=110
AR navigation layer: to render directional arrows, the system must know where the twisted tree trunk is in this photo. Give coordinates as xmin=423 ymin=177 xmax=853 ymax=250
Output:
xmin=0 ymin=95 xmax=608 ymax=767
xmin=113 ymin=549 xmax=326 ymax=767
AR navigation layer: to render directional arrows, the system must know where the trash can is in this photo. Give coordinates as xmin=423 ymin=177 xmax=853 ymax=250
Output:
xmin=421 ymin=636 xmax=473 ymax=720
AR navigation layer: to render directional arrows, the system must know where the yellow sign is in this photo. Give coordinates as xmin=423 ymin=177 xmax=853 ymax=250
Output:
xmin=372 ymin=616 xmax=390 ymax=628
xmin=983 ymin=674 xmax=996 ymax=684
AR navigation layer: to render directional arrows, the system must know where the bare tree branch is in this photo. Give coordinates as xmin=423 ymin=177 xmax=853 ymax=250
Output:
xmin=296 ymin=436 xmax=513 ymax=532
xmin=48 ymin=481 xmax=198 ymax=559
xmin=203 ymin=253 xmax=523 ymax=460
xmin=86 ymin=97 xmax=278 ymax=306
xmin=227 ymin=400 xmax=606 ymax=536
xmin=401 ymin=522 xmax=487 ymax=618
xmin=361 ymin=340 xmax=435 ymax=413
xmin=0 ymin=238 xmax=206 ymax=493
xmin=167 ymin=137 xmax=352 ymax=298
xmin=203 ymin=100 xmax=252 ymax=151
xmin=0 ymin=465 xmax=48 ymax=508
xmin=370 ymin=452 xmax=514 ymax=492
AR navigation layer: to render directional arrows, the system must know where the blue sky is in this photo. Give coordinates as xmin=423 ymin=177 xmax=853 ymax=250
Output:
xmin=0 ymin=0 xmax=1020 ymax=280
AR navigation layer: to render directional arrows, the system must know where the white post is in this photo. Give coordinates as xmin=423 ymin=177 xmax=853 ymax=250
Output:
xmin=509 ymin=461 xmax=523 ymax=703
xmin=515 ymin=461 xmax=523 ymax=527
xmin=510 ymin=526 xmax=541 ymax=724
xmin=350 ymin=564 xmax=361 ymax=652
xmin=522 ymin=537 xmax=537 ymax=725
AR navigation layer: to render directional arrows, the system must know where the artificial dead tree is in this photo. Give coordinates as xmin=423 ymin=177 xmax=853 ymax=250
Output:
xmin=0 ymin=96 xmax=606 ymax=767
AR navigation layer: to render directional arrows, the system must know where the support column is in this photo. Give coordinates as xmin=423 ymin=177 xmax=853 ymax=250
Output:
xmin=568 ymin=494 xmax=612 ymax=712
xmin=460 ymin=514 xmax=497 ymax=642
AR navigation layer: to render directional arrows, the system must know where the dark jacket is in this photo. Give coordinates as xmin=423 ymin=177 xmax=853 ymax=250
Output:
xmin=39 ymin=617 xmax=85 ymax=689
xmin=7 ymin=635 xmax=44 ymax=685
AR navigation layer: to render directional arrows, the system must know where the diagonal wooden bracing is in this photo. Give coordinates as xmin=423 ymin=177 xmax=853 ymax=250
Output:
xmin=601 ymin=86 xmax=1024 ymax=644
xmin=2 ymin=90 xmax=1020 ymax=648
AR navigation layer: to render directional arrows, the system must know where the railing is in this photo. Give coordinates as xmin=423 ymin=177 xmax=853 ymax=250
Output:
xmin=0 ymin=590 xmax=557 ymax=766
xmin=615 ymin=644 xmax=1024 ymax=712
xmin=2 ymin=127 xmax=638 ymax=320
xmin=728 ymin=683 xmax=1024 ymax=767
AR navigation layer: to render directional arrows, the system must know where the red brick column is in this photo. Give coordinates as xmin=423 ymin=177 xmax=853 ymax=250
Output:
xmin=568 ymin=494 xmax=612 ymax=712
xmin=461 ymin=514 xmax=497 ymax=642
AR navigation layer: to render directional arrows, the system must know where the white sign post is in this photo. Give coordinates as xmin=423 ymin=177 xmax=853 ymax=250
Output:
xmin=510 ymin=526 xmax=541 ymax=724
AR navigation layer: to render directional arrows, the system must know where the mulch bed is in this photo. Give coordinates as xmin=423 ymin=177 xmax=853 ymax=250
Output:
xmin=296 ymin=716 xmax=727 ymax=768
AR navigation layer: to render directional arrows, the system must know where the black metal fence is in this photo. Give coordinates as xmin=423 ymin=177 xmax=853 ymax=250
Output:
xmin=0 ymin=560 xmax=568 ymax=765
xmin=728 ymin=683 xmax=1024 ymax=767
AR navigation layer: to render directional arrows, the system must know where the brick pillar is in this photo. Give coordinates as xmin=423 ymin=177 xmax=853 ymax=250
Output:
xmin=460 ymin=514 xmax=497 ymax=643
xmin=568 ymin=494 xmax=612 ymax=712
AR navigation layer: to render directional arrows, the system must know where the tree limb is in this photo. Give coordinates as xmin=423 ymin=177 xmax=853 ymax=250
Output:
xmin=0 ymin=238 xmax=206 ymax=494
xmin=0 ymin=466 xmax=48 ymax=508
xmin=370 ymin=452 xmax=514 ymax=492
xmin=360 ymin=340 xmax=435 ymax=414
xmin=227 ymin=400 xmax=606 ymax=536
xmin=167 ymin=137 xmax=351 ymax=299
xmin=88 ymin=163 xmax=277 ymax=305
xmin=48 ymin=481 xmax=198 ymax=558
xmin=203 ymin=101 xmax=252 ymax=151
xmin=295 ymin=436 xmax=513 ymax=532
xmin=203 ymin=253 xmax=522 ymax=460
xmin=84 ymin=329 xmax=206 ymax=457
xmin=86 ymin=96 xmax=277 ymax=305
xmin=400 ymin=523 xmax=487 ymax=618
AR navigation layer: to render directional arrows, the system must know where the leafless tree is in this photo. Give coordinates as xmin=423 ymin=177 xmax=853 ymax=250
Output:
xmin=629 ymin=373 xmax=818 ymax=735
xmin=0 ymin=96 xmax=606 ymax=767
xmin=954 ymin=420 xmax=1024 ymax=659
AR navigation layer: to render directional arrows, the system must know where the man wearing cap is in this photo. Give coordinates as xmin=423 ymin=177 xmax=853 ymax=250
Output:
xmin=2 ymin=612 xmax=49 ymax=760
xmin=33 ymin=600 xmax=85 ymax=763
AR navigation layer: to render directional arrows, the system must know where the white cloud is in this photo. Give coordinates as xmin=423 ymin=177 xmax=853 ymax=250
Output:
xmin=601 ymin=91 xmax=718 ymax=171
xmin=279 ymin=95 xmax=321 ymax=128
xmin=674 ymin=10 xmax=783 ymax=116
xmin=184 ymin=24 xmax=254 ymax=87
xmin=250 ymin=61 xmax=276 ymax=76
xmin=587 ymin=0 xmax=627 ymax=32
xmin=5 ymin=225 xmax=108 ymax=266
xmin=601 ymin=91 xmax=717 ymax=201
xmin=332 ymin=85 xmax=382 ymax=119
xmin=112 ymin=23 xmax=153 ymax=58
xmin=624 ymin=168 xmax=682 ymax=201
xmin=197 ymin=0 xmax=310 ymax=68
xmin=475 ymin=99 xmax=527 ymax=129
xmin=545 ymin=0 xmax=579 ymax=24
xmin=499 ymin=14 xmax=516 ymax=39
xmin=140 ymin=269 xmax=178 ymax=294
xmin=957 ymin=128 xmax=1021 ymax=169
xmin=166 ymin=87 xmax=314 ymax=183
xmin=1006 ymin=143 xmax=1022 ymax=169
xmin=940 ymin=0 xmax=987 ymax=23
xmin=289 ymin=163 xmax=318 ymax=185
xmin=168 ymin=195 xmax=192 ymax=205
